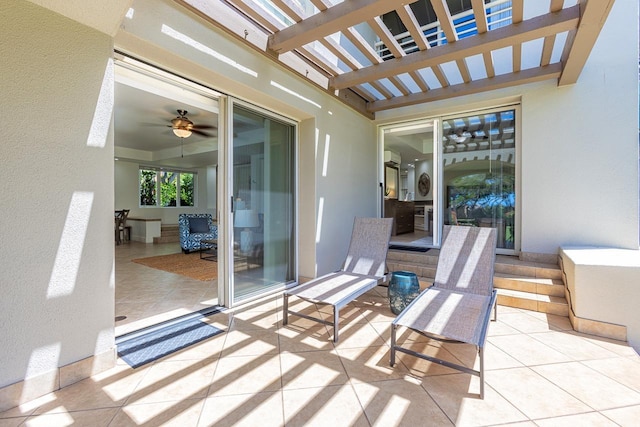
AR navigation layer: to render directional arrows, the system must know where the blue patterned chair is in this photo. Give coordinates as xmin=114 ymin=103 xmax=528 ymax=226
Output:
xmin=178 ymin=213 xmax=218 ymax=253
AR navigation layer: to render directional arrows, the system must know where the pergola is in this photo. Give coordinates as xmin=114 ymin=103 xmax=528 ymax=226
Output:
xmin=178 ymin=0 xmax=615 ymax=116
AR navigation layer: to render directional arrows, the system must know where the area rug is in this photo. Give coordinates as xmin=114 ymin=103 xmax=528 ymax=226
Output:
xmin=116 ymin=312 xmax=224 ymax=368
xmin=131 ymin=252 xmax=217 ymax=281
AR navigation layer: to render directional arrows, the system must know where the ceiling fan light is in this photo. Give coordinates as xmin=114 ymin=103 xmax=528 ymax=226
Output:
xmin=173 ymin=128 xmax=192 ymax=138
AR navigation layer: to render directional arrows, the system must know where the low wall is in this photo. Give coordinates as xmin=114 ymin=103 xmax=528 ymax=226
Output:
xmin=128 ymin=218 xmax=161 ymax=243
xmin=560 ymin=247 xmax=640 ymax=352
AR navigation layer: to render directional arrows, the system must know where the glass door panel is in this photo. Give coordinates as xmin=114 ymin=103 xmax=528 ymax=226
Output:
xmin=230 ymin=103 xmax=296 ymax=302
xmin=381 ymin=120 xmax=438 ymax=249
xmin=442 ymin=109 xmax=516 ymax=250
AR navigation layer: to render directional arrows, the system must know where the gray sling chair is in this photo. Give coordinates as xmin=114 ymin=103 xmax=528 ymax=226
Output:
xmin=390 ymin=225 xmax=498 ymax=399
xmin=283 ymin=217 xmax=393 ymax=343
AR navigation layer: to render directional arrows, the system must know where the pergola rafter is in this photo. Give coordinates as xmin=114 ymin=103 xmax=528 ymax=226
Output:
xmin=178 ymin=0 xmax=617 ymax=115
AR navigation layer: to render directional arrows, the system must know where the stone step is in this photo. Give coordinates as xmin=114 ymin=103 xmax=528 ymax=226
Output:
xmin=494 ymin=274 xmax=565 ymax=297
xmin=496 ymin=288 xmax=569 ymax=316
xmin=494 ymin=255 xmax=562 ymax=280
xmin=153 ymin=235 xmax=180 ymax=244
xmin=386 ymin=249 xmax=568 ymax=317
xmin=387 ymin=252 xmax=562 ymax=280
xmin=153 ymin=225 xmax=180 ymax=244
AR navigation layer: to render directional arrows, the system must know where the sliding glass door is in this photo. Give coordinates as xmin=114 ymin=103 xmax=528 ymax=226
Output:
xmin=223 ymin=101 xmax=296 ymax=304
xmin=442 ymin=108 xmax=517 ymax=250
xmin=381 ymin=120 xmax=439 ymax=249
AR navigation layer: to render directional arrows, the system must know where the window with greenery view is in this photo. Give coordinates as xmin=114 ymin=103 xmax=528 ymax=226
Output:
xmin=139 ymin=168 xmax=195 ymax=207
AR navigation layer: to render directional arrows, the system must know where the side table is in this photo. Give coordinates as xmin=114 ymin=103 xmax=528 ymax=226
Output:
xmin=200 ymin=239 xmax=217 ymax=261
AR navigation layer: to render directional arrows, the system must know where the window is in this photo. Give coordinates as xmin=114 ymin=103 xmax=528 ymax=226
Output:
xmin=139 ymin=168 xmax=196 ymax=207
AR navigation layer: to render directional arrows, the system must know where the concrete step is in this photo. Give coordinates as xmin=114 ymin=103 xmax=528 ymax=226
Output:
xmin=496 ymin=288 xmax=569 ymax=316
xmin=153 ymin=225 xmax=180 ymax=244
xmin=153 ymin=235 xmax=180 ymax=244
xmin=494 ymin=255 xmax=562 ymax=279
xmin=386 ymin=249 xmax=568 ymax=317
xmin=494 ymin=273 xmax=565 ymax=297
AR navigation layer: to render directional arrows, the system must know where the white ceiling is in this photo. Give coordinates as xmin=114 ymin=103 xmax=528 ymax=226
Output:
xmin=114 ymin=77 xmax=220 ymax=169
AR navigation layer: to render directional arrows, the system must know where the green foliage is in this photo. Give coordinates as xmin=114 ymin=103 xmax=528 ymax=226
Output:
xmin=139 ymin=169 xmax=195 ymax=207
xmin=139 ymin=170 xmax=157 ymax=206
xmin=160 ymin=171 xmax=177 ymax=207
xmin=180 ymin=173 xmax=195 ymax=206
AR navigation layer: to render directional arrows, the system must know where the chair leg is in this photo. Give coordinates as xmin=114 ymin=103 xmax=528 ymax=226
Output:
xmin=390 ymin=324 xmax=397 ymax=366
xmin=333 ymin=306 xmax=339 ymax=343
xmin=282 ymin=294 xmax=289 ymax=326
xmin=479 ymin=346 xmax=485 ymax=399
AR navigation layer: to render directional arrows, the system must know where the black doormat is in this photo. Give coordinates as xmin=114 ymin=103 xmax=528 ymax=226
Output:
xmin=116 ymin=308 xmax=225 ymax=368
xmin=389 ymin=245 xmax=431 ymax=252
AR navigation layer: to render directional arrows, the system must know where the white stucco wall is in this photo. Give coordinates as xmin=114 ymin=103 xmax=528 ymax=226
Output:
xmin=1 ymin=1 xmax=116 ymax=388
xmin=376 ymin=0 xmax=639 ymax=255
xmin=561 ymin=247 xmax=640 ymax=351
xmin=116 ymin=0 xmax=378 ymax=277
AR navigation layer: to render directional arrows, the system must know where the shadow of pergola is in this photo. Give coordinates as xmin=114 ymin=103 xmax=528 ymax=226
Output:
xmin=14 ymin=287 xmax=486 ymax=426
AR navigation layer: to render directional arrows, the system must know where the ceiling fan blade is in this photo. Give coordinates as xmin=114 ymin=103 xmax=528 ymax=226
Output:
xmin=192 ymin=124 xmax=217 ymax=130
xmin=191 ymin=129 xmax=216 ymax=137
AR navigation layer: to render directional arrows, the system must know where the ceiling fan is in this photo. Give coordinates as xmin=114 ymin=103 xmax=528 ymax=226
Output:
xmin=448 ymin=127 xmax=489 ymax=143
xmin=168 ymin=109 xmax=216 ymax=138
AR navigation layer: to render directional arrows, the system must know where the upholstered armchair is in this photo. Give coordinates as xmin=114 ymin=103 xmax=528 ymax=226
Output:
xmin=178 ymin=213 xmax=218 ymax=253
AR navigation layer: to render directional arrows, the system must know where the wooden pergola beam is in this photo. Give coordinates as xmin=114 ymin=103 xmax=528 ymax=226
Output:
xmin=331 ymin=6 xmax=580 ymax=90
xmin=558 ymin=0 xmax=615 ymax=85
xmin=268 ymin=0 xmax=415 ymax=54
xmin=368 ymin=63 xmax=562 ymax=112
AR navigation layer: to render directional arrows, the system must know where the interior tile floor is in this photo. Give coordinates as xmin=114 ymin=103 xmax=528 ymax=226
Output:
xmin=115 ymin=241 xmax=219 ymax=336
xmin=2 ymin=286 xmax=639 ymax=426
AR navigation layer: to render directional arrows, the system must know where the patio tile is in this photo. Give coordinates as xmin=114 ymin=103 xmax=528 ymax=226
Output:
xmin=221 ymin=328 xmax=279 ymax=357
xmin=336 ymin=345 xmax=411 ymax=384
xmin=209 ymin=354 xmax=281 ymax=397
xmin=277 ymin=323 xmax=334 ymax=352
xmin=110 ymin=399 xmax=204 ymax=426
xmin=486 ymin=319 xmax=521 ymax=336
xmin=394 ymin=341 xmax=468 ymax=377
xmin=498 ymin=312 xmax=560 ymax=333
xmin=352 ymin=378 xmax=453 ymax=426
xmin=421 ymin=373 xmax=528 ymax=426
xmin=485 ymin=367 xmax=592 ymax=419
xmin=332 ymin=322 xmax=387 ymax=349
xmin=282 ymin=384 xmax=369 ymax=427
xmin=21 ymin=407 xmax=119 ymax=427
xmin=280 ymin=350 xmax=348 ymax=390
xmin=369 ymin=321 xmax=432 ymax=345
xmin=442 ymin=341 xmax=523 ymax=371
xmin=581 ymin=357 xmax=640 ymax=393
xmin=198 ymin=391 xmax=284 ymax=427
xmin=0 ymin=417 xmax=26 ymax=427
xmin=533 ymin=361 xmax=640 ymax=410
xmin=600 ymin=404 xmax=640 ymax=426
xmin=318 ymin=304 xmax=369 ymax=325
xmin=126 ymin=359 xmax=216 ymax=405
xmin=533 ymin=411 xmax=618 ymax=426
xmin=521 ymin=311 xmax=573 ymax=331
xmin=488 ymin=334 xmax=571 ymax=366
xmin=359 ymin=301 xmax=398 ymax=324
xmin=528 ymin=331 xmax=621 ymax=361
xmin=230 ymin=310 xmax=280 ymax=331
xmin=30 ymin=366 xmax=148 ymax=415
xmin=578 ymin=335 xmax=639 ymax=357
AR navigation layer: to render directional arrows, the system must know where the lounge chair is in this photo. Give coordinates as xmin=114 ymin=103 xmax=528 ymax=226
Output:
xmin=283 ymin=217 xmax=393 ymax=342
xmin=390 ymin=225 xmax=497 ymax=398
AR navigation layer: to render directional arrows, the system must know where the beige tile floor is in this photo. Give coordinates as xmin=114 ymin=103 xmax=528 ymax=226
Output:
xmin=114 ymin=242 xmax=219 ymax=336
xmin=2 ymin=285 xmax=639 ymax=426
